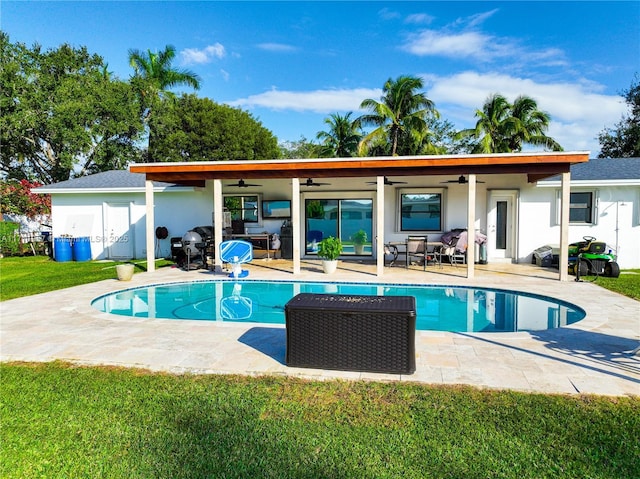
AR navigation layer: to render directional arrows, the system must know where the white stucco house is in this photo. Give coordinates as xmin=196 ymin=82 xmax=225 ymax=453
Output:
xmin=34 ymin=155 xmax=640 ymax=274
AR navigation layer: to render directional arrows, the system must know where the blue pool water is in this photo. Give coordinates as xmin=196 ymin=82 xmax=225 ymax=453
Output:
xmin=91 ymin=280 xmax=585 ymax=333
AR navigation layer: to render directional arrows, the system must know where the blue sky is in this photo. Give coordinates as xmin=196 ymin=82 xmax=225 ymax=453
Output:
xmin=2 ymin=1 xmax=639 ymax=155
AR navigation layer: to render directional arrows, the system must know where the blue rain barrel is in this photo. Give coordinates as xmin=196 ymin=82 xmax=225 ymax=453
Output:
xmin=72 ymin=236 xmax=91 ymax=262
xmin=54 ymin=237 xmax=72 ymax=262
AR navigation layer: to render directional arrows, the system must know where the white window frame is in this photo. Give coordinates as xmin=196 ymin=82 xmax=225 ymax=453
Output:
xmin=555 ymin=189 xmax=599 ymax=225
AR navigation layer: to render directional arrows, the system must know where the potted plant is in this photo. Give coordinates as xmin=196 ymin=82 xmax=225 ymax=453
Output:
xmin=352 ymin=229 xmax=367 ymax=255
xmin=317 ymin=236 xmax=343 ymax=274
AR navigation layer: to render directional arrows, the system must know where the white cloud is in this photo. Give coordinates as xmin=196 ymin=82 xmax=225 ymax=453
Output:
xmin=257 ymin=43 xmax=298 ymax=53
xmin=378 ymin=8 xmax=401 ymax=21
xmin=220 ymin=69 xmax=230 ymax=81
xmin=461 ymin=9 xmax=499 ymax=28
xmin=423 ymin=71 xmax=627 ymax=154
xmin=180 ymin=43 xmax=226 ymax=65
xmin=228 ymin=73 xmax=626 ymax=154
xmin=229 ymin=87 xmax=382 ymax=113
xmin=401 ymin=10 xmax=565 ymax=66
xmin=403 ymin=30 xmax=506 ymax=60
xmin=405 ymin=13 xmax=434 ymax=25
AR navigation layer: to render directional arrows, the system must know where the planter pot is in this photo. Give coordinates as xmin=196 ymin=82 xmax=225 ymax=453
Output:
xmin=116 ymin=263 xmax=135 ymax=281
xmin=354 ymin=244 xmax=365 ymax=255
xmin=321 ymin=259 xmax=338 ymax=274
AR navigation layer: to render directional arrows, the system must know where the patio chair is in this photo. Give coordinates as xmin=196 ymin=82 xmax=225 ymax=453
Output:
xmin=441 ymin=238 xmax=466 ymax=265
xmin=406 ymin=236 xmax=427 ymax=270
xmin=427 ymin=242 xmax=444 ymax=269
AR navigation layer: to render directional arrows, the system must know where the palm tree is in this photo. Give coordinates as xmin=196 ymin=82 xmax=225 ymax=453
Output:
xmin=128 ymin=45 xmax=201 ymax=160
xmin=458 ymin=93 xmax=562 ymax=153
xmin=316 ymin=112 xmax=362 ymax=157
xmin=128 ymin=45 xmax=201 ymax=110
xmin=457 ymin=93 xmax=513 ymax=153
xmin=358 ymin=75 xmax=439 ymax=156
xmin=509 ymin=95 xmax=562 ymax=151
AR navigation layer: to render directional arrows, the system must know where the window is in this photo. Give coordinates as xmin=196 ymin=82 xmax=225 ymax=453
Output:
xmin=224 ymin=195 xmax=260 ymax=223
xmin=399 ymin=192 xmax=442 ymax=231
xmin=570 ymin=192 xmax=594 ymax=224
xmin=554 ymin=189 xmax=599 ymax=225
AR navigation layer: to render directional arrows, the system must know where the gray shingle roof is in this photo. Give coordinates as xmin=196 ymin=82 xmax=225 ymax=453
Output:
xmin=37 ymin=170 xmax=178 ymax=190
xmin=543 ymin=157 xmax=640 ymax=182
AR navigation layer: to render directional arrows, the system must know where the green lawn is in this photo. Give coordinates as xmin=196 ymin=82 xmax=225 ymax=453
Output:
xmin=2 ymin=362 xmax=638 ymax=479
xmin=0 ymin=256 xmax=174 ymax=301
xmin=581 ymin=269 xmax=640 ymax=300
xmin=2 ymin=256 xmax=639 ymax=301
xmin=2 ymin=257 xmax=638 ymax=478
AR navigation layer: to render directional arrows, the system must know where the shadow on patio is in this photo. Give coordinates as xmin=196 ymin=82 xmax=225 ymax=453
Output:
xmin=461 ymin=329 xmax=640 ymax=386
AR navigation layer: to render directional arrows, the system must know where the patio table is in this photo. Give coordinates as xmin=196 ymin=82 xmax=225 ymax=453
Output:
xmin=385 ymin=241 xmax=443 ymax=268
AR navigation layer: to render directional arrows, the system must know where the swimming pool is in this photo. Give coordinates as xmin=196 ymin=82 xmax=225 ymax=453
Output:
xmin=91 ymin=280 xmax=585 ymax=333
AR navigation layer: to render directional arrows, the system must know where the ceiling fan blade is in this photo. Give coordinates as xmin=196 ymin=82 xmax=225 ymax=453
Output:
xmin=366 ymin=177 xmax=408 ymax=185
xmin=228 ymin=179 xmax=261 ymax=187
xmin=440 ymin=175 xmax=484 ymax=184
xmin=303 ymin=178 xmax=330 ymax=187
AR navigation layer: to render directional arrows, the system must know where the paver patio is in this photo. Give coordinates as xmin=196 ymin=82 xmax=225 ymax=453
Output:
xmin=1 ymin=260 xmax=638 ymax=396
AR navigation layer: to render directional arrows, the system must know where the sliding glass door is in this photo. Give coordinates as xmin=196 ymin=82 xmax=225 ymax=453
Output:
xmin=305 ymin=198 xmax=373 ymax=255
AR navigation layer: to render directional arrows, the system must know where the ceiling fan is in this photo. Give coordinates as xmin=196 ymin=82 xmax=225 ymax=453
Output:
xmin=226 ymin=179 xmax=262 ymax=188
xmin=441 ymin=175 xmax=485 ymax=184
xmin=365 ymin=176 xmax=408 ymax=186
xmin=302 ymin=178 xmax=331 ymax=187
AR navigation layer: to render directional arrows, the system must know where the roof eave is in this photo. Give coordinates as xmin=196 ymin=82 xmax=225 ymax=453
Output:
xmin=32 ymin=186 xmax=194 ymax=194
xmin=129 ymin=152 xmax=590 ymax=182
xmin=536 ymin=179 xmax=640 ymax=187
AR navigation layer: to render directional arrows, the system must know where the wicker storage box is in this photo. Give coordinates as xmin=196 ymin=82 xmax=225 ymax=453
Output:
xmin=285 ymin=293 xmax=416 ymax=374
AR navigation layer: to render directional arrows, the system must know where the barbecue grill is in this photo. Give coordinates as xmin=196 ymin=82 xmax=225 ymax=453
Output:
xmin=182 ymin=230 xmax=205 ymax=270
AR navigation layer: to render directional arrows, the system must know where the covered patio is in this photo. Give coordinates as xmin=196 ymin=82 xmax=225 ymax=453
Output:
xmin=130 ymin=152 xmax=589 ymax=280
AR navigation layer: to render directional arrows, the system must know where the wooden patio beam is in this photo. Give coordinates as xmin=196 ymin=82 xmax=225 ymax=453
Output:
xmin=130 ymin=152 xmax=589 ymax=182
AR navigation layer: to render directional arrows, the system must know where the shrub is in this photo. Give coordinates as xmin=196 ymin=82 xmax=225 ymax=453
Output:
xmin=317 ymin=236 xmax=343 ymax=260
xmin=0 ymin=222 xmax=20 ymax=256
xmin=353 ymin=229 xmax=367 ymax=244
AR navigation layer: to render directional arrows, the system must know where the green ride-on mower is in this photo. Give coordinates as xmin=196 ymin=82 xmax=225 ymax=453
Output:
xmin=568 ymin=236 xmax=620 ymax=280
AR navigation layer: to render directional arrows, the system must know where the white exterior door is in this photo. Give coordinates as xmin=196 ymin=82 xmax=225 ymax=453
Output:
xmin=487 ymin=191 xmax=518 ymax=262
xmin=105 ymin=203 xmax=133 ymax=259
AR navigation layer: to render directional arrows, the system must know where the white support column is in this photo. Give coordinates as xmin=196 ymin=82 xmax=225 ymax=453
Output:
xmin=559 ymin=171 xmax=571 ymax=281
xmin=291 ymin=178 xmax=301 ymax=275
xmin=145 ymin=179 xmax=155 ymax=272
xmin=376 ymin=175 xmax=385 ymax=277
xmin=213 ymin=179 xmax=223 ymax=273
xmin=466 ymin=174 xmax=476 ymax=279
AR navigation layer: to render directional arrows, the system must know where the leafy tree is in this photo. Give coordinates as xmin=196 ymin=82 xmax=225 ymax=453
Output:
xmin=458 ymin=93 xmax=561 ymax=153
xmin=0 ymin=179 xmax=51 ymax=217
xmin=0 ymin=34 xmax=143 ymax=183
xmin=279 ymin=137 xmax=322 ymax=159
xmin=424 ymin=117 xmax=476 ymax=154
xmin=316 ymin=112 xmax=362 ymax=157
xmin=149 ymin=94 xmax=280 ymax=161
xmin=598 ymin=75 xmax=640 ymax=158
xmin=358 ymin=75 xmax=439 ymax=156
xmin=128 ymin=45 xmax=201 ymax=159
